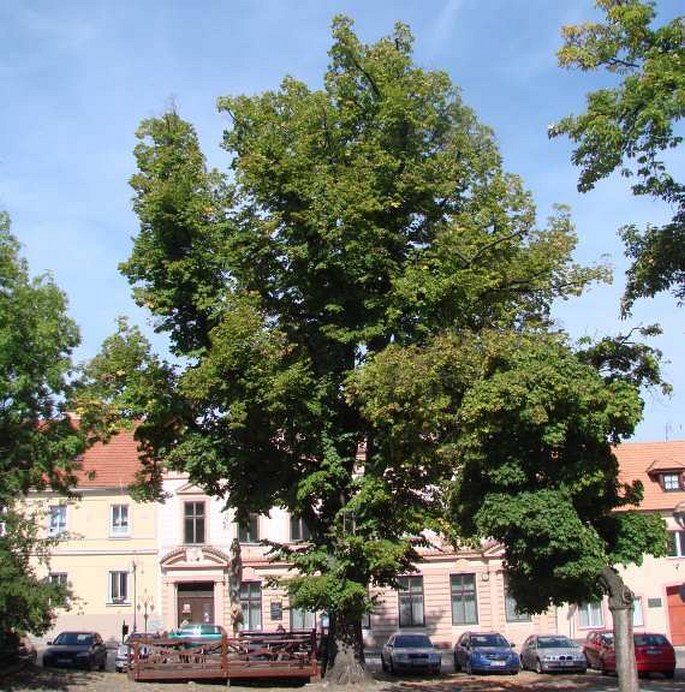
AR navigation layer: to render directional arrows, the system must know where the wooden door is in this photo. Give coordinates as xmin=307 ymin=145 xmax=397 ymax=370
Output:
xmin=666 ymin=585 xmax=685 ymax=645
xmin=177 ymin=582 xmax=215 ymax=626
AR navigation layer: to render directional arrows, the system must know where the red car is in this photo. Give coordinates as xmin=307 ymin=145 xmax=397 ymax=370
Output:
xmin=583 ymin=630 xmax=675 ymax=679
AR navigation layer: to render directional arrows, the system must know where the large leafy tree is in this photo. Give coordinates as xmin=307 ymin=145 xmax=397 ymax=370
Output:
xmin=550 ymin=0 xmax=684 ymax=313
xmin=352 ymin=327 xmax=666 ymax=692
xmin=0 ymin=212 xmax=84 ymax=638
xmin=95 ymin=18 xmax=663 ymax=683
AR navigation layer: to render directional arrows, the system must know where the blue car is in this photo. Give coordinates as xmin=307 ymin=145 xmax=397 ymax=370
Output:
xmin=453 ymin=631 xmax=519 ymax=674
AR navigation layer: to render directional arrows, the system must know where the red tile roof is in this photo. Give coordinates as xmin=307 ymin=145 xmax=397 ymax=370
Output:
xmin=615 ymin=440 xmax=685 ymax=512
xmin=75 ymin=430 xmax=142 ymax=488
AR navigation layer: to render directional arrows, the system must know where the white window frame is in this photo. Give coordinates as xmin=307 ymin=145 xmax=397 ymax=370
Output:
xmin=240 ymin=581 xmax=262 ymax=630
xmin=238 ymin=514 xmax=260 ymax=544
xmin=48 ymin=572 xmax=68 ymax=587
xmin=48 ymin=505 xmax=67 ymax=536
xmin=110 ymin=504 xmax=129 ymax=537
xmin=290 ymin=516 xmax=311 ymax=542
xmin=450 ymin=573 xmax=478 ymax=625
xmin=398 ymin=575 xmax=425 ymax=627
xmin=504 ymin=576 xmax=531 ymax=622
xmin=668 ymin=530 xmax=685 ymax=557
xmin=662 ymin=473 xmax=681 ymax=491
xmin=578 ymin=601 xmax=603 ymax=629
xmin=108 ymin=570 xmax=129 ymax=604
xmin=632 ymin=596 xmax=644 ymax=627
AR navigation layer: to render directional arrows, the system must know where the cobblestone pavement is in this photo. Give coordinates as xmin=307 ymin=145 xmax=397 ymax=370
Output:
xmin=2 ymin=666 xmax=685 ymax=692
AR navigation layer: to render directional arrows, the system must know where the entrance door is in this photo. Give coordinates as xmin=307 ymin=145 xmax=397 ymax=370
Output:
xmin=177 ymin=582 xmax=215 ymax=625
xmin=666 ymin=585 xmax=685 ymax=645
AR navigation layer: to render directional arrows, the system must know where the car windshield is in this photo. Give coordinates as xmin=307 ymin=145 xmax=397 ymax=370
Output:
xmin=393 ymin=635 xmax=432 ymax=648
xmin=175 ymin=624 xmax=222 ymax=636
xmin=634 ymin=634 xmax=668 ymax=647
xmin=472 ymin=634 xmax=509 ymax=648
xmin=538 ymin=636 xmax=574 ymax=649
xmin=54 ymin=632 xmax=92 ymax=646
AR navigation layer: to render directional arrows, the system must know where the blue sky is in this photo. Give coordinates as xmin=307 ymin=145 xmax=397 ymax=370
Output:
xmin=1 ymin=0 xmax=682 ymax=441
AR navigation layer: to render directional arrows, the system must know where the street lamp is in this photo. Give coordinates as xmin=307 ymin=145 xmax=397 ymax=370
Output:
xmin=131 ymin=560 xmax=138 ymax=632
xmin=137 ymin=589 xmax=155 ymax=633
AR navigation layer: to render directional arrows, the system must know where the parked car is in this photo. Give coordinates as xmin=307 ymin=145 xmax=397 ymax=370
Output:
xmin=42 ymin=631 xmax=107 ymax=671
xmin=520 ymin=634 xmax=587 ymax=673
xmin=115 ymin=632 xmax=157 ymax=673
xmin=380 ymin=632 xmax=441 ymax=675
xmin=453 ymin=631 xmax=519 ymax=674
xmin=168 ymin=623 xmax=226 ymax=640
xmin=583 ymin=630 xmax=675 ymax=678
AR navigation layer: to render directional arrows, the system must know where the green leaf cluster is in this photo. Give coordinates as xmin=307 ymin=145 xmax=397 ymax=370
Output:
xmin=0 ymin=212 xmax=82 ymax=635
xmin=552 ymin=0 xmax=684 ymax=311
xmin=82 ymin=17 xmax=667 ymax=659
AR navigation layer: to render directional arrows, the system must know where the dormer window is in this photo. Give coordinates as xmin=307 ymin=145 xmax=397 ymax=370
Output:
xmin=661 ymin=472 xmax=683 ymax=492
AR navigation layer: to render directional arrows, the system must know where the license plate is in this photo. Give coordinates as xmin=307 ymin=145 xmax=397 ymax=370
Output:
xmin=490 ymin=660 xmax=506 ymax=666
xmin=646 ymin=649 xmax=662 ymax=656
xmin=57 ymin=659 xmax=71 ymax=664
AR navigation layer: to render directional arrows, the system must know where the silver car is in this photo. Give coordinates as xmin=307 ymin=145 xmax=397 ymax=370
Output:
xmin=381 ymin=632 xmax=441 ymax=675
xmin=521 ymin=634 xmax=587 ymax=674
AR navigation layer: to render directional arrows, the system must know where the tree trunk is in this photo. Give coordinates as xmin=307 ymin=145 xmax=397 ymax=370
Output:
xmin=601 ymin=566 xmax=638 ymax=692
xmin=323 ymin=613 xmax=371 ymax=685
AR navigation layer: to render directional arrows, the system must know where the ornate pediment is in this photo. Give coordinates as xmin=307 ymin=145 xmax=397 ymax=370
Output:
xmin=160 ymin=545 xmax=232 ymax=569
xmin=175 ymin=482 xmax=207 ymax=496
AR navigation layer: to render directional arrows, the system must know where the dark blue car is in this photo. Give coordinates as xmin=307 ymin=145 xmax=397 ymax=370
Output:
xmin=453 ymin=631 xmax=519 ymax=674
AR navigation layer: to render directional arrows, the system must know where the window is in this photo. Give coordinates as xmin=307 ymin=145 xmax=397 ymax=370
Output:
xmin=184 ymin=501 xmax=205 ymax=544
xmin=578 ymin=601 xmax=603 ymax=628
xmin=48 ymin=505 xmax=67 ymax=536
xmin=240 ymin=582 xmax=262 ymax=630
xmin=662 ymin=473 xmax=682 ymax=491
xmin=632 ymin=597 xmax=644 ymax=627
xmin=290 ymin=516 xmax=311 ymax=542
xmin=110 ymin=504 xmax=129 ymax=537
xmin=48 ymin=572 xmax=68 ymax=588
xmin=290 ymin=607 xmax=316 ymax=630
xmin=504 ymin=576 xmax=531 ymax=622
xmin=108 ymin=570 xmax=129 ymax=604
xmin=398 ymin=576 xmax=424 ymax=627
xmin=450 ymin=573 xmax=478 ymax=625
xmin=668 ymin=530 xmax=685 ymax=557
xmin=238 ymin=514 xmax=259 ymax=543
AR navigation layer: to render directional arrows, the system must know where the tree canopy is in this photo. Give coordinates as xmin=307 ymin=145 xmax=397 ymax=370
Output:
xmin=551 ymin=0 xmax=685 ymax=313
xmin=86 ymin=17 xmax=666 ymax=679
xmin=0 ymin=211 xmax=83 ymax=636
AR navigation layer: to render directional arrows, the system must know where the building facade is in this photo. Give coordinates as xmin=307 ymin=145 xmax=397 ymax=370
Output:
xmin=34 ymin=435 xmax=685 ymax=649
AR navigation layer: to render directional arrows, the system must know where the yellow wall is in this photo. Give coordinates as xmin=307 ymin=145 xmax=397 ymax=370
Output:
xmin=29 ymin=490 xmax=159 ymax=644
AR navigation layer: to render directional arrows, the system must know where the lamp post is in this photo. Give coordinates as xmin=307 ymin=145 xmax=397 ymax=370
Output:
xmin=137 ymin=589 xmax=155 ymax=633
xmin=131 ymin=560 xmax=138 ymax=632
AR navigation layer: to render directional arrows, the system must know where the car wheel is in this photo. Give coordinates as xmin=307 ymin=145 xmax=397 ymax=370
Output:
xmin=464 ymin=658 xmax=472 ymax=675
xmin=381 ymin=655 xmax=387 ymax=672
xmin=453 ymin=653 xmax=460 ymax=672
xmin=535 ymin=658 xmax=543 ymax=674
xmin=388 ymin=658 xmax=394 ymax=675
xmin=665 ymin=670 xmax=675 ymax=680
xmin=99 ymin=656 xmax=106 ymax=671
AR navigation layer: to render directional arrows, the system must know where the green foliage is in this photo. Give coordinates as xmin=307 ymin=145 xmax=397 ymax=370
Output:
xmin=84 ymin=16 xmax=666 ymax=666
xmin=0 ymin=506 xmax=70 ymax=636
xmin=0 ymin=212 xmax=83 ymax=635
xmin=551 ymin=0 xmax=685 ymax=311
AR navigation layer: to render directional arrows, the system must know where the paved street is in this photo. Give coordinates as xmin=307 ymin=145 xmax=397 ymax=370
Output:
xmin=1 ymin=648 xmax=683 ymax=692
xmin=2 ymin=663 xmax=685 ymax=692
